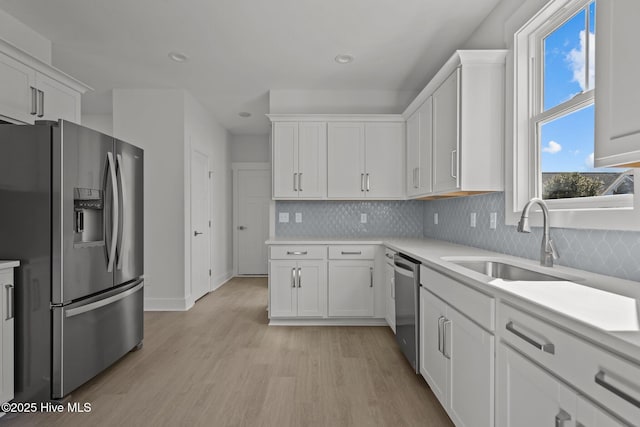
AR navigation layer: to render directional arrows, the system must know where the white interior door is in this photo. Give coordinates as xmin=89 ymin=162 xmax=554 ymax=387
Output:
xmin=191 ymin=148 xmax=211 ymax=301
xmin=237 ymin=168 xmax=270 ymax=274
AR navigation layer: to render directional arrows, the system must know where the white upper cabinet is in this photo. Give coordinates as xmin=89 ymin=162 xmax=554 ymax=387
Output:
xmin=327 ymin=120 xmax=405 ymax=199
xmin=594 ymin=0 xmax=640 ymax=167
xmin=406 ymin=97 xmax=433 ymax=198
xmin=271 ymin=121 xmax=327 ymax=199
xmin=0 ymin=40 xmax=89 ymax=125
xmin=403 ymin=50 xmax=507 ymax=198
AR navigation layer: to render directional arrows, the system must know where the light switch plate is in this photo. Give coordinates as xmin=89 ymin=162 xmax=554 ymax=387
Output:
xmin=470 ymin=212 xmax=477 ymax=228
xmin=360 ymin=213 xmax=367 ymax=223
xmin=490 ymin=212 xmax=497 ymax=229
xmin=295 ymin=212 xmax=302 ymax=223
xmin=278 ymin=212 xmax=289 ymax=223
xmin=434 ymin=213 xmax=438 ymax=225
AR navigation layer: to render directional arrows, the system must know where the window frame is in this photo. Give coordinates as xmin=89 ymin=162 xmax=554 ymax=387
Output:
xmin=507 ymin=0 xmax=640 ymax=230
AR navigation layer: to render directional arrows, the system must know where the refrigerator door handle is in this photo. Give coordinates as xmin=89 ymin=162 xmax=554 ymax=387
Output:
xmin=116 ymin=153 xmax=127 ymax=271
xmin=106 ymin=152 xmax=119 ymax=272
xmin=65 ymin=281 xmax=143 ymax=318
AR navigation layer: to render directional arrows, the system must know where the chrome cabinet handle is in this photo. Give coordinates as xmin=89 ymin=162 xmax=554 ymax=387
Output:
xmin=595 ymin=371 xmax=640 ymax=408
xmin=237 ymin=226 xmax=247 ymax=230
xmin=450 ymin=149 xmax=457 ymax=179
xmin=194 ymin=231 xmax=203 ymax=236
xmin=37 ymin=89 xmax=44 ymax=118
xmin=297 ymin=267 xmax=302 ymax=288
xmin=298 ymin=173 xmax=302 ymax=192
xmin=30 ymin=87 xmax=37 ymax=115
xmin=286 ymin=251 xmax=307 ymax=255
xmin=291 ymin=268 xmax=296 ymax=288
xmin=437 ymin=316 xmax=445 ymax=354
xmin=443 ymin=319 xmax=451 ymax=359
xmin=366 ymin=173 xmax=370 ymax=192
xmin=369 ymin=267 xmax=373 ymax=287
xmin=293 ymin=173 xmax=297 ymax=191
xmin=106 ymin=152 xmax=119 ymax=273
xmin=5 ymin=284 xmax=14 ymax=320
xmin=506 ymin=321 xmax=555 ymax=355
xmin=554 ymin=409 xmax=571 ymax=427
xmin=341 ymin=251 xmax=362 ymax=255
xmin=116 ymin=154 xmax=127 ymax=270
xmin=360 ymin=173 xmax=365 ymax=192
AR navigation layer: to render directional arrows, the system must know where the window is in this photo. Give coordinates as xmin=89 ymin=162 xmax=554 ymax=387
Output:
xmin=509 ymin=0 xmax=640 ymax=230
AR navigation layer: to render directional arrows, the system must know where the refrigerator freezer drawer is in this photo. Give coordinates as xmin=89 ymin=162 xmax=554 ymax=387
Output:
xmin=52 ymin=280 xmax=143 ymax=399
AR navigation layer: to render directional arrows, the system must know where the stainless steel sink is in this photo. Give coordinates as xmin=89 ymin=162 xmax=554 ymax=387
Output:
xmin=450 ymin=260 xmax=566 ymax=282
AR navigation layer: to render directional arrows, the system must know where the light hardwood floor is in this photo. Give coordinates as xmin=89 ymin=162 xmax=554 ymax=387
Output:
xmin=3 ymin=277 xmax=453 ymax=427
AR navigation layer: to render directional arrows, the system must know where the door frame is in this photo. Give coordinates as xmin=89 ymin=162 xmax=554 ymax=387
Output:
xmin=232 ymin=162 xmax=271 ymax=276
xmin=190 ymin=146 xmax=212 ymax=302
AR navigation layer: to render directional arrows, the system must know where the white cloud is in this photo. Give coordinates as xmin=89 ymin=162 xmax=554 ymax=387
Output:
xmin=542 ymin=140 xmax=562 ymax=154
xmin=567 ymin=30 xmax=596 ymax=91
xmin=586 ymin=152 xmax=595 ymax=168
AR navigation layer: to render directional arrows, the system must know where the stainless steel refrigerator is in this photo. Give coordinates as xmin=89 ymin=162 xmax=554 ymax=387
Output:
xmin=0 ymin=120 xmax=144 ymax=402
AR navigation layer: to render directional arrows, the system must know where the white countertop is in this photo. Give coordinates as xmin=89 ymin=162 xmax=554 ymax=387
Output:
xmin=0 ymin=260 xmax=19 ymax=270
xmin=267 ymin=237 xmax=640 ymax=363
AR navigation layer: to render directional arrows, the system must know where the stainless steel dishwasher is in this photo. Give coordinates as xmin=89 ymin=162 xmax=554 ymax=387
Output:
xmin=394 ymin=253 xmax=420 ymax=373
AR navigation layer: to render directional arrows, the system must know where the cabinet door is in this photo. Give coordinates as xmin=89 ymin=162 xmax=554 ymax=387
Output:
xmin=497 ymin=343 xmax=576 ymax=427
xmin=595 ymin=0 xmax=640 ymax=168
xmin=447 ymin=306 xmax=494 ymax=427
xmin=0 ymin=52 xmax=36 ymax=124
xmin=327 ymin=122 xmax=365 ymax=198
xmin=406 ymin=109 xmax=421 ymax=197
xmin=328 ymin=261 xmax=374 ymax=317
xmin=419 ymin=288 xmax=447 ymax=406
xmin=272 ymin=122 xmax=299 ymax=198
xmin=35 ymin=73 xmax=81 ymax=123
xmin=296 ymin=261 xmax=327 ymax=318
xmin=417 ymin=98 xmax=433 ymax=195
xmin=433 ymin=69 xmax=460 ymax=193
xmin=269 ymin=261 xmax=297 ymax=318
xmin=364 ymin=122 xmax=404 ymax=198
xmin=298 ymin=122 xmax=327 ymax=198
xmin=385 ymin=262 xmax=396 ymax=333
xmin=0 ymin=269 xmax=14 ymax=404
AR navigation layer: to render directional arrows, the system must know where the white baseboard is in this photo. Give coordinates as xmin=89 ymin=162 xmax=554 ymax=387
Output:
xmin=211 ymin=270 xmax=233 ymax=291
xmin=144 ymin=297 xmax=192 ymax=311
xmin=269 ymin=318 xmax=389 ymax=327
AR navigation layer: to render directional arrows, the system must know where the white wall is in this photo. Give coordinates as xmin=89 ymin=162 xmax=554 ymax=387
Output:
xmin=0 ymin=8 xmax=51 ymax=64
xmin=82 ymin=113 xmax=113 ymax=136
xmin=230 ymin=134 xmax=270 ymax=163
xmin=113 ymin=89 xmax=187 ymax=309
xmin=269 ymin=89 xmax=417 ymax=114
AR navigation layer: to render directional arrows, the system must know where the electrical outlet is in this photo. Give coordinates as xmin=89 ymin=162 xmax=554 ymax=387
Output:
xmin=434 ymin=213 xmax=438 ymax=225
xmin=295 ymin=212 xmax=302 ymax=223
xmin=490 ymin=212 xmax=497 ymax=230
xmin=470 ymin=212 xmax=477 ymax=228
xmin=360 ymin=213 xmax=367 ymax=223
xmin=278 ymin=212 xmax=289 ymax=223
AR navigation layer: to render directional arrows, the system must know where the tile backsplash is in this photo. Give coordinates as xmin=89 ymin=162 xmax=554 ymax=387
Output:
xmin=274 ymin=193 xmax=640 ymax=282
xmin=275 ymin=200 xmax=423 ymax=238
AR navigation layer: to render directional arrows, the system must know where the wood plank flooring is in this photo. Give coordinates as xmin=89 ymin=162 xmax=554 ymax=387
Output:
xmin=2 ymin=277 xmax=453 ymax=427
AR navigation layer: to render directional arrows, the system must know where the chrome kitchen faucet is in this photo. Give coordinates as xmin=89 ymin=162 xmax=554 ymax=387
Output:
xmin=517 ymin=198 xmax=559 ymax=267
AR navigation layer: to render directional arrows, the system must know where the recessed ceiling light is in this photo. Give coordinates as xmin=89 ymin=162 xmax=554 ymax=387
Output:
xmin=168 ymin=51 xmax=189 ymax=62
xmin=238 ymin=112 xmax=252 ymax=118
xmin=334 ymin=54 xmax=354 ymax=64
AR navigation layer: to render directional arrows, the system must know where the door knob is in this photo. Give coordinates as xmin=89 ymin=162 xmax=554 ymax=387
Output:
xmin=238 ymin=226 xmax=247 ymax=230
xmin=194 ymin=231 xmax=203 ymax=236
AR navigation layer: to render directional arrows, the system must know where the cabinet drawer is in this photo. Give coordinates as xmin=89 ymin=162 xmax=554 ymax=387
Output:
xmin=328 ymin=245 xmax=376 ymax=260
xmin=270 ymin=245 xmax=326 ymax=260
xmin=499 ymin=302 xmax=640 ymax=424
xmin=420 ymin=265 xmax=494 ymax=331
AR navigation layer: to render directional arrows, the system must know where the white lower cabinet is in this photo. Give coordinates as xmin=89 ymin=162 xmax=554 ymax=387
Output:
xmin=328 ymin=260 xmax=374 ymax=317
xmin=0 ymin=267 xmax=15 ymax=406
xmin=497 ymin=343 xmax=624 ymax=427
xmin=420 ymin=287 xmax=494 ymax=427
xmin=269 ymin=260 xmax=326 ymax=318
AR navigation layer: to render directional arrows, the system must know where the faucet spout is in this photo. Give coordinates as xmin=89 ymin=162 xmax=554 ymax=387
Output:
xmin=517 ymin=198 xmax=559 ymax=267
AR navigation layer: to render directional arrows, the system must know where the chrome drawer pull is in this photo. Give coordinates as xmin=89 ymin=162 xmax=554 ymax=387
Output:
xmin=286 ymin=251 xmax=307 ymax=255
xmin=555 ymin=409 xmax=571 ymax=427
xmin=595 ymin=371 xmax=640 ymax=409
xmin=437 ymin=316 xmax=445 ymax=355
xmin=506 ymin=321 xmax=555 ymax=355
xmin=341 ymin=251 xmax=362 ymax=255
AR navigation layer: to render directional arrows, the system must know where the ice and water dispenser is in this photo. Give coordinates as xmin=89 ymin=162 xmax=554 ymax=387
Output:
xmin=73 ymin=188 xmax=103 ymax=244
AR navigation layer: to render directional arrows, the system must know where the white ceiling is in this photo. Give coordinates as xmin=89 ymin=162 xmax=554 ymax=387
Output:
xmin=0 ymin=0 xmax=501 ymax=135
